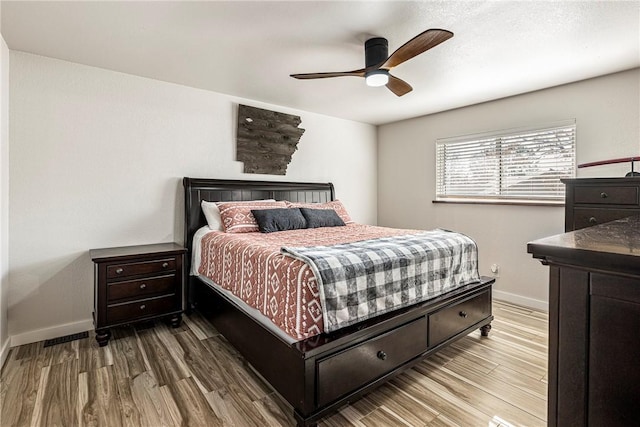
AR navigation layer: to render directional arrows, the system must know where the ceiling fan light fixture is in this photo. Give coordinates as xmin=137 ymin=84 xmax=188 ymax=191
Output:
xmin=290 ymin=29 xmax=454 ymax=96
xmin=365 ymin=70 xmax=389 ymax=87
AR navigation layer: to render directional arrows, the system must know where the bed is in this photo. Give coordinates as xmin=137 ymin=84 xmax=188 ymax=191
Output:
xmin=183 ymin=177 xmax=494 ymax=426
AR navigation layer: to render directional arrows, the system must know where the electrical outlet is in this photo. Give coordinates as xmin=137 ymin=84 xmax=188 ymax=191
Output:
xmin=490 ymin=263 xmax=500 ymax=277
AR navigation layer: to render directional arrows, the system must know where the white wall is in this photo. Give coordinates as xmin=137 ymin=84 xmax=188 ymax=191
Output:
xmin=378 ymin=69 xmax=640 ymax=310
xmin=0 ymin=9 xmax=10 ymax=366
xmin=8 ymin=52 xmax=377 ymax=345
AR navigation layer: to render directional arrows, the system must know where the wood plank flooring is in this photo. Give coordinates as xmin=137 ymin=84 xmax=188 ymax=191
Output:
xmin=1 ymin=300 xmax=547 ymax=426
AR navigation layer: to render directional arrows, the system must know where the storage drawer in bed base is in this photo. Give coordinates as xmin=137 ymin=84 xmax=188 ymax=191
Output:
xmin=317 ymin=316 xmax=428 ymax=407
xmin=429 ymin=290 xmax=492 ymax=347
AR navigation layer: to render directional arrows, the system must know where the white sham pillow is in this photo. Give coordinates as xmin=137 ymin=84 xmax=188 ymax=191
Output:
xmin=201 ymin=199 xmax=275 ymax=230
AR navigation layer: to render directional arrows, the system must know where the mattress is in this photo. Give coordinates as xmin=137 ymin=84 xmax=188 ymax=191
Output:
xmin=194 ymin=224 xmax=422 ymax=341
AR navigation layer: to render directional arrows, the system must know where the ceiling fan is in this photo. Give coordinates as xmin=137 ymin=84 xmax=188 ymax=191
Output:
xmin=290 ymin=29 xmax=453 ymax=97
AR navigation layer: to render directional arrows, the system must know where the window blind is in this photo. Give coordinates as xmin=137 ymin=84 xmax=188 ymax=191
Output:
xmin=436 ymin=120 xmax=576 ymax=203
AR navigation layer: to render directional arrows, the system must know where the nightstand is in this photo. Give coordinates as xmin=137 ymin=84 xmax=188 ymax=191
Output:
xmin=90 ymin=242 xmax=186 ymax=346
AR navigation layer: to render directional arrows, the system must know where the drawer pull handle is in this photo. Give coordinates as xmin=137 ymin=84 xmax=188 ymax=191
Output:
xmin=162 ymin=262 xmax=169 ymax=269
xmin=140 ymin=304 xmax=146 ymax=310
xmin=589 ymin=217 xmax=598 ymax=224
xmin=459 ymin=311 xmax=468 ymax=318
xmin=115 ymin=268 xmax=123 ymax=274
xmin=140 ymin=283 xmax=147 ymax=290
xmin=377 ymin=350 xmax=387 ymax=361
xmin=600 ymin=192 xmax=608 ymax=198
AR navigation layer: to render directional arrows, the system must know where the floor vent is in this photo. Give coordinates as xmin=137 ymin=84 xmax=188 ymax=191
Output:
xmin=43 ymin=331 xmax=89 ymax=347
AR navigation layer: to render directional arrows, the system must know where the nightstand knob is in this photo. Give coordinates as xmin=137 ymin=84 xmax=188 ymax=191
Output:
xmin=589 ymin=217 xmax=598 ymax=224
xmin=140 ymin=304 xmax=146 ymax=310
xmin=162 ymin=262 xmax=169 ymax=269
xmin=459 ymin=311 xmax=468 ymax=318
xmin=140 ymin=283 xmax=147 ymax=290
xmin=115 ymin=268 xmax=123 ymax=274
xmin=600 ymin=192 xmax=608 ymax=198
xmin=377 ymin=350 xmax=387 ymax=360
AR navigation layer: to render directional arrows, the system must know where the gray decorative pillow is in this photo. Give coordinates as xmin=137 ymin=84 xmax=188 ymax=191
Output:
xmin=299 ymin=208 xmax=346 ymax=228
xmin=251 ymin=208 xmax=307 ymax=233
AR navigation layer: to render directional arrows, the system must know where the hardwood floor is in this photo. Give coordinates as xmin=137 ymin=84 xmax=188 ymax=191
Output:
xmin=0 ymin=300 xmax=547 ymax=426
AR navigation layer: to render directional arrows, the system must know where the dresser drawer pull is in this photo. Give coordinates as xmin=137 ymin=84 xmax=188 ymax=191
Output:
xmin=589 ymin=217 xmax=598 ymax=224
xmin=459 ymin=311 xmax=468 ymax=318
xmin=139 ymin=283 xmax=147 ymax=290
xmin=162 ymin=262 xmax=169 ymax=269
xmin=140 ymin=304 xmax=146 ymax=310
xmin=377 ymin=350 xmax=387 ymax=360
xmin=600 ymin=192 xmax=608 ymax=199
xmin=115 ymin=268 xmax=124 ymax=274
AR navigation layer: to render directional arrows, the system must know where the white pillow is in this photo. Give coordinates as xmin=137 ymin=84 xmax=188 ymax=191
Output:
xmin=201 ymin=199 xmax=275 ymax=231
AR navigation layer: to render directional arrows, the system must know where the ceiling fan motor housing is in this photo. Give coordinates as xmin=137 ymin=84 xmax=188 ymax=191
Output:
xmin=365 ymin=37 xmax=389 ymax=68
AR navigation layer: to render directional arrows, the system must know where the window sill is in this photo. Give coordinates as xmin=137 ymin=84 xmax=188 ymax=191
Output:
xmin=432 ymin=198 xmax=565 ymax=207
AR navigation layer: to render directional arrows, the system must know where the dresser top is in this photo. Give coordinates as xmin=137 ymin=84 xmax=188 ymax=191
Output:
xmin=528 ymin=215 xmax=640 ymax=275
xmin=562 ymin=177 xmax=640 ymax=185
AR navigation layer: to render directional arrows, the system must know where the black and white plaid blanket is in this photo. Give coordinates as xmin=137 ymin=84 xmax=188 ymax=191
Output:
xmin=281 ymin=229 xmax=479 ymax=333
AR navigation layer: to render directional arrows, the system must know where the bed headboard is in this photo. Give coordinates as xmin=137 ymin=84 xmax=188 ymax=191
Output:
xmin=183 ymin=177 xmax=335 ymax=289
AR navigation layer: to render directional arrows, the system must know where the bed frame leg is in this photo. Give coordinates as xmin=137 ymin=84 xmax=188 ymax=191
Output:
xmin=294 ymin=412 xmax=317 ymax=427
xmin=95 ymin=328 xmax=111 ymax=346
xmin=480 ymin=323 xmax=492 ymax=337
xmin=170 ymin=313 xmax=182 ymax=328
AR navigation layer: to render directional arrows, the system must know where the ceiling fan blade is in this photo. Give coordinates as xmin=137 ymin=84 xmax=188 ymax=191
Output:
xmin=386 ymin=75 xmax=413 ymax=97
xmin=381 ymin=29 xmax=453 ymax=69
xmin=290 ymin=69 xmax=365 ymax=79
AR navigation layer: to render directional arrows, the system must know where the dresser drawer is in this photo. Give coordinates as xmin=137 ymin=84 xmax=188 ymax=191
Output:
xmin=591 ymin=273 xmax=640 ymax=305
xmin=107 ymin=274 xmax=177 ymax=302
xmin=428 ymin=290 xmax=491 ymax=347
xmin=317 ymin=316 xmax=428 ymax=406
xmin=107 ymin=258 xmax=176 ymax=279
xmin=572 ymin=208 xmax=637 ymax=230
xmin=574 ymin=186 xmax=639 ymax=205
xmin=106 ymin=294 xmax=179 ymax=325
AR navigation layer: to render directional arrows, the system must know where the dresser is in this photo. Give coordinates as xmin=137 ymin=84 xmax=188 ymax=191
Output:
xmin=90 ymin=242 xmax=186 ymax=346
xmin=563 ymin=177 xmax=640 ymax=231
xmin=529 ymin=214 xmax=640 ymax=426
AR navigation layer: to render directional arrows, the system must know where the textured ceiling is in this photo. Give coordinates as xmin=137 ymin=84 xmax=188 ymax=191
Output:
xmin=2 ymin=1 xmax=639 ymax=125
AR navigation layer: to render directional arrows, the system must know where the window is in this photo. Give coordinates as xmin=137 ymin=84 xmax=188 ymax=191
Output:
xmin=435 ymin=120 xmax=576 ymax=204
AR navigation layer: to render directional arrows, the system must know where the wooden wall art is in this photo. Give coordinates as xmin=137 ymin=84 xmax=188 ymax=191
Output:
xmin=236 ymin=104 xmax=305 ymax=175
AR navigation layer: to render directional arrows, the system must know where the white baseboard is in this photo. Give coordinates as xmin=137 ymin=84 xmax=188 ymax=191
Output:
xmin=10 ymin=319 xmax=94 ymax=347
xmin=493 ymin=289 xmax=548 ymax=312
xmin=0 ymin=337 xmax=10 ymax=369
xmin=7 ymin=292 xmax=545 ymax=348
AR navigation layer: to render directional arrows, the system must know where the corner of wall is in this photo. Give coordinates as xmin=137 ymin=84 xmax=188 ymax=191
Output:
xmin=0 ymin=24 xmax=10 ymax=367
xmin=0 ymin=337 xmax=8 ymax=370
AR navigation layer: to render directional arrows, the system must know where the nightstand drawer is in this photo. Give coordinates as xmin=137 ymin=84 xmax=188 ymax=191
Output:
xmin=574 ymin=186 xmax=639 ymax=205
xmin=107 ymin=274 xmax=177 ymax=302
xmin=107 ymin=294 xmax=178 ymax=325
xmin=107 ymin=258 xmax=176 ymax=279
xmin=428 ymin=290 xmax=491 ymax=347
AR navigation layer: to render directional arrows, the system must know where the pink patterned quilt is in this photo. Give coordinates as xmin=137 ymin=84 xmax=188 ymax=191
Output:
xmin=198 ymin=224 xmax=418 ymax=341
